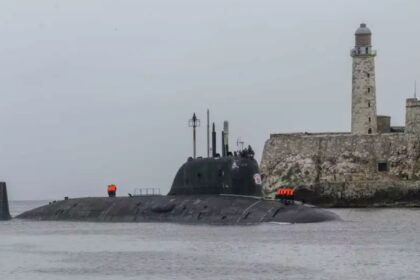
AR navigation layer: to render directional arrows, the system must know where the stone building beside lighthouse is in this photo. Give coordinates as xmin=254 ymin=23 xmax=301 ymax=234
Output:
xmin=260 ymin=24 xmax=420 ymax=206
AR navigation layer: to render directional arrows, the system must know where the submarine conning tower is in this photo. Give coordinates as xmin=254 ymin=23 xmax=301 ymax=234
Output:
xmin=0 ymin=182 xmax=11 ymax=221
xmin=169 ymin=149 xmax=263 ymax=197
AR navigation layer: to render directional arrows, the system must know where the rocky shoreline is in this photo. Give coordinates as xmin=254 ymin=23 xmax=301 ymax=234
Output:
xmin=288 ymin=185 xmax=420 ymax=208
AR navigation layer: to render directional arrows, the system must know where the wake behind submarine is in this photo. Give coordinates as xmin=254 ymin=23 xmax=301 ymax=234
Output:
xmin=16 ymin=114 xmax=339 ymax=224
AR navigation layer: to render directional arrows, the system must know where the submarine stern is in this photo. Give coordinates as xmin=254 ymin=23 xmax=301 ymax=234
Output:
xmin=0 ymin=182 xmax=11 ymax=221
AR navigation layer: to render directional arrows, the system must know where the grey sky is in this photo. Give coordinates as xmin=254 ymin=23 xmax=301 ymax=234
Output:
xmin=1 ymin=0 xmax=419 ymax=199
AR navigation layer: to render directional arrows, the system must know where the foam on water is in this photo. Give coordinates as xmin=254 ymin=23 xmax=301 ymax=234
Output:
xmin=268 ymin=222 xmax=292 ymax=225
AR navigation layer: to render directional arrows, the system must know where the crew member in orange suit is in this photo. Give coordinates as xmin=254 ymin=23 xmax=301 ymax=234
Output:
xmin=107 ymin=184 xmax=117 ymax=197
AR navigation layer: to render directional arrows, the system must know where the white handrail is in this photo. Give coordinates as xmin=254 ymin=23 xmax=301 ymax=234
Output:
xmin=133 ymin=187 xmax=161 ymax=196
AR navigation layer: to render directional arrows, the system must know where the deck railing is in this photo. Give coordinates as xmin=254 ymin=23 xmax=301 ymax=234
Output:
xmin=133 ymin=187 xmax=161 ymax=196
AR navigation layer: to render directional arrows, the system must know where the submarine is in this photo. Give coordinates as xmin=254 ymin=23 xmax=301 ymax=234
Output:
xmin=4 ymin=114 xmax=339 ymax=224
xmin=16 ymin=149 xmax=338 ymax=224
xmin=14 ymin=117 xmax=338 ymax=224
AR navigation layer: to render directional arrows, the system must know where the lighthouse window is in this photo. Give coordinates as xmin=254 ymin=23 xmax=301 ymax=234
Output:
xmin=367 ymin=87 xmax=371 ymax=93
xmin=368 ymin=102 xmax=371 ymax=107
xmin=367 ymin=73 xmax=370 ymax=78
xmin=368 ymin=128 xmax=372 ymax=134
xmin=369 ymin=117 xmax=371 ymax=123
xmin=365 ymin=47 xmax=369 ymax=54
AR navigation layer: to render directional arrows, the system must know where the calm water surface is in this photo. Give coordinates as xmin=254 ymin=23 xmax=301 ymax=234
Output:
xmin=1 ymin=201 xmax=419 ymax=280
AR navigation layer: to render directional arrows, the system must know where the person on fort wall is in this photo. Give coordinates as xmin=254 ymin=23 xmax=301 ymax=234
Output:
xmin=107 ymin=184 xmax=117 ymax=197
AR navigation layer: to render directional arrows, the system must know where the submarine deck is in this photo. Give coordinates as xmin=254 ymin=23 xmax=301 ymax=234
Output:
xmin=17 ymin=195 xmax=338 ymax=224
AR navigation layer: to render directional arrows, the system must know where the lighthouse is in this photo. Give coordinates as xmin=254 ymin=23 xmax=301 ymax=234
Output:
xmin=351 ymin=23 xmax=378 ymax=135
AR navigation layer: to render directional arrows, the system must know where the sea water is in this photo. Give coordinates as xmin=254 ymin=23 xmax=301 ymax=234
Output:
xmin=1 ymin=201 xmax=420 ymax=280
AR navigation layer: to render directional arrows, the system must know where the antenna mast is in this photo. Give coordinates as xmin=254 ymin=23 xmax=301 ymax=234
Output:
xmin=188 ymin=113 xmax=200 ymax=158
xmin=237 ymin=137 xmax=244 ymax=150
xmin=206 ymin=109 xmax=210 ymax=157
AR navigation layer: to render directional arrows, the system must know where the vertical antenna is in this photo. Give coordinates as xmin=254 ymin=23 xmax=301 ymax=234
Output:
xmin=223 ymin=121 xmax=229 ymax=155
xmin=188 ymin=113 xmax=200 ymax=158
xmin=237 ymin=137 xmax=244 ymax=150
xmin=206 ymin=109 xmax=210 ymax=157
xmin=212 ymin=123 xmax=217 ymax=157
xmin=221 ymin=130 xmax=225 ymax=157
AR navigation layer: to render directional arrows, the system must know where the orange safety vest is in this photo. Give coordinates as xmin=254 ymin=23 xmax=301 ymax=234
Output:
xmin=107 ymin=185 xmax=117 ymax=192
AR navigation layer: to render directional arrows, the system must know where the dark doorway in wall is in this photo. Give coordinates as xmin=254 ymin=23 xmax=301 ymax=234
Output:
xmin=368 ymin=128 xmax=372 ymax=134
xmin=378 ymin=162 xmax=388 ymax=172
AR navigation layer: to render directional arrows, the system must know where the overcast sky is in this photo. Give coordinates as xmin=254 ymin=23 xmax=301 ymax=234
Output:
xmin=1 ymin=0 xmax=419 ymax=200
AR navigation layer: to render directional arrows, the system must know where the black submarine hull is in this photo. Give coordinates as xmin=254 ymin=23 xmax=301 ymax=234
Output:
xmin=17 ymin=195 xmax=338 ymax=224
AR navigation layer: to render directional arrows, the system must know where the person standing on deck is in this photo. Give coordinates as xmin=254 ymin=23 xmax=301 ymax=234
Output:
xmin=107 ymin=184 xmax=117 ymax=197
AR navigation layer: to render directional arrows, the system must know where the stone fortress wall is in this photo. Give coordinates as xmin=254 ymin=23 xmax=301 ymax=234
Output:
xmin=260 ymin=24 xmax=420 ymax=206
xmin=261 ymin=133 xmax=420 ymax=206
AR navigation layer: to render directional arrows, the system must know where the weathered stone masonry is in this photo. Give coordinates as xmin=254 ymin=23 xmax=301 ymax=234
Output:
xmin=261 ymin=133 xmax=420 ymax=206
xmin=260 ymin=24 xmax=420 ymax=206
